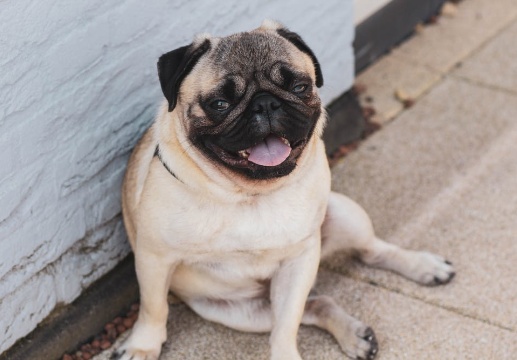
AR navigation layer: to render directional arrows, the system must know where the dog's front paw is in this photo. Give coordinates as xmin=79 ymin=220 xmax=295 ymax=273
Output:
xmin=110 ymin=341 xmax=160 ymax=360
xmin=406 ymin=251 xmax=455 ymax=286
xmin=110 ymin=324 xmax=165 ymax=360
xmin=270 ymin=350 xmax=302 ymax=360
xmin=110 ymin=347 xmax=160 ymax=360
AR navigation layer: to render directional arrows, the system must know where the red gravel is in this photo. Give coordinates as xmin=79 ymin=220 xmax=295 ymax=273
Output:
xmin=328 ymin=84 xmax=381 ymax=167
xmin=60 ymin=303 xmax=139 ymax=360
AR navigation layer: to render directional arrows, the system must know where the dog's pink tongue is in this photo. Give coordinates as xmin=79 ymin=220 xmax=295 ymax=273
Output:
xmin=247 ymin=135 xmax=291 ymax=166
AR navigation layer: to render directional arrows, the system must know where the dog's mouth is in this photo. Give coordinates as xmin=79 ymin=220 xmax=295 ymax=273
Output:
xmin=204 ymin=134 xmax=307 ymax=170
xmin=241 ymin=135 xmax=292 ymax=166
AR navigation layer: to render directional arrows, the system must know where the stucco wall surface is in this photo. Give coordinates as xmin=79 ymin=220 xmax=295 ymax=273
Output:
xmin=0 ymin=0 xmax=354 ymax=353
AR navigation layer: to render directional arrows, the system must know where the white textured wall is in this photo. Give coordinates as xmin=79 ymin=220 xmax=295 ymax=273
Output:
xmin=0 ymin=0 xmax=354 ymax=353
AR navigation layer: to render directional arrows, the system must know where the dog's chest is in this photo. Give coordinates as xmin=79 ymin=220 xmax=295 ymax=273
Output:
xmin=154 ymin=184 xmax=326 ymax=254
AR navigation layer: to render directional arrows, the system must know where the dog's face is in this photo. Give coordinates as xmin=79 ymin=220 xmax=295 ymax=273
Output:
xmin=157 ymin=22 xmax=324 ymax=180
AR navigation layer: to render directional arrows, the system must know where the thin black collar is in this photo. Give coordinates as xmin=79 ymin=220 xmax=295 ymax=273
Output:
xmin=154 ymin=145 xmax=183 ymax=183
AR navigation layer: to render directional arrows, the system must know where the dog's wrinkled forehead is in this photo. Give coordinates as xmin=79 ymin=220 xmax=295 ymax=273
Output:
xmin=211 ymin=32 xmax=290 ymax=75
xmin=186 ymin=30 xmax=316 ymax=102
xmin=157 ymin=22 xmax=323 ymax=112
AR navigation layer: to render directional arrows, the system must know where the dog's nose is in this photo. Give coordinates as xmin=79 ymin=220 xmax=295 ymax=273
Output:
xmin=250 ymin=94 xmax=281 ymax=114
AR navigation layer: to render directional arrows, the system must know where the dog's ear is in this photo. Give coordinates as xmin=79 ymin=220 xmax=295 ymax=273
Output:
xmin=276 ymin=28 xmax=324 ymax=88
xmin=157 ymin=39 xmax=211 ymax=112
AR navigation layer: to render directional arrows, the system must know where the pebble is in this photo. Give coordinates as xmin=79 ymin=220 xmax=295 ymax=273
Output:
xmin=116 ymin=324 xmax=127 ymax=334
xmin=123 ymin=317 xmax=135 ymax=328
xmin=92 ymin=339 xmax=101 ymax=349
xmin=100 ymin=340 xmax=112 ymax=350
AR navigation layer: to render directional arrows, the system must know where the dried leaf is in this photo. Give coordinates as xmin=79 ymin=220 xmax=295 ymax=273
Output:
xmin=352 ymin=83 xmax=367 ymax=95
xmin=394 ymin=89 xmax=411 ymax=102
xmin=441 ymin=2 xmax=458 ymax=17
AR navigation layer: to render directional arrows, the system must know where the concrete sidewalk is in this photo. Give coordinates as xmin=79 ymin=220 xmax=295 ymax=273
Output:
xmin=94 ymin=0 xmax=517 ymax=358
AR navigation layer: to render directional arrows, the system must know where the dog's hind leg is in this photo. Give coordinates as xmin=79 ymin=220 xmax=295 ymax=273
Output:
xmin=303 ymin=295 xmax=378 ymax=360
xmin=186 ymin=295 xmax=378 ymax=360
xmin=321 ymin=191 xmax=455 ymax=286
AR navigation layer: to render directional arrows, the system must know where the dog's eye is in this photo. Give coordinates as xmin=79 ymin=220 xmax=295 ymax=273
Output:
xmin=210 ymin=100 xmax=230 ymax=111
xmin=292 ymin=84 xmax=308 ymax=93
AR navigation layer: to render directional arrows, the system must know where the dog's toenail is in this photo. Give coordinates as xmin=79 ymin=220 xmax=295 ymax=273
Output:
xmin=445 ymin=260 xmax=452 ymax=265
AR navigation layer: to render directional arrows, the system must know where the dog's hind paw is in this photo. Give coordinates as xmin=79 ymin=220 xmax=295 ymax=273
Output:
xmin=338 ymin=323 xmax=379 ymax=360
xmin=359 ymin=327 xmax=378 ymax=360
xmin=405 ymin=251 xmax=455 ymax=286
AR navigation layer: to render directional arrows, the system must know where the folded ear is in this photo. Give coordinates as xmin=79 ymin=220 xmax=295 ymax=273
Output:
xmin=157 ymin=39 xmax=211 ymax=112
xmin=276 ymin=28 xmax=324 ymax=88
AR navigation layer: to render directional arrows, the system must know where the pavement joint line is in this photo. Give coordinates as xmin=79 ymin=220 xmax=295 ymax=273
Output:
xmin=322 ymin=112 xmax=517 ymax=337
xmin=449 ymin=12 xmax=517 ymax=73
xmin=324 ymin=266 xmax=516 ymax=334
xmin=448 ymin=72 xmax=517 ymax=97
xmin=386 ymin=7 xmax=517 ymax=77
xmin=389 ymin=116 xmax=517 ymax=244
xmin=370 ymin=68 xmax=445 ymax=126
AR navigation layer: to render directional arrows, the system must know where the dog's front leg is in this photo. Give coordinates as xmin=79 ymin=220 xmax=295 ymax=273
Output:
xmin=269 ymin=235 xmax=321 ymax=360
xmin=112 ymin=249 xmax=177 ymax=360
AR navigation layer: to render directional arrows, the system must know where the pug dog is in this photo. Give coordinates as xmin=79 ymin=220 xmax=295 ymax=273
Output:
xmin=115 ymin=20 xmax=455 ymax=360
